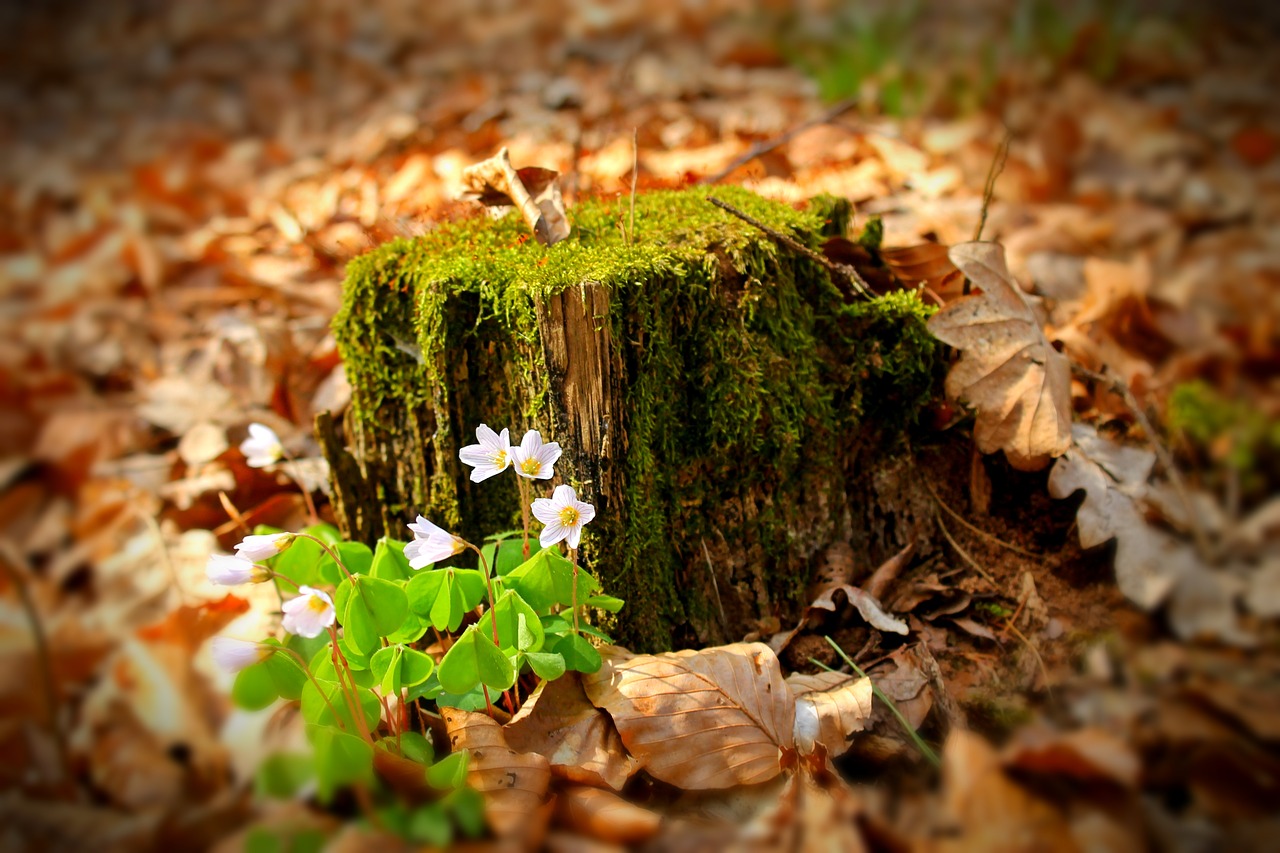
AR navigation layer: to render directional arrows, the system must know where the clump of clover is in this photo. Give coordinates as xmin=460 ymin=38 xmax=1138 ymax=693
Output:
xmin=206 ymin=424 xmax=623 ymax=846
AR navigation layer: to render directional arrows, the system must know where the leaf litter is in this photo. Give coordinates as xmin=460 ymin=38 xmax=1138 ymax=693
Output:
xmin=2 ymin=1 xmax=1279 ymax=850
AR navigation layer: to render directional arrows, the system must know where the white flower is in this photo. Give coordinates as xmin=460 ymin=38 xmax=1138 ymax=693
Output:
xmin=207 ymin=553 xmax=271 ymax=585
xmin=510 ymin=430 xmax=562 ymax=480
xmin=458 ymin=424 xmax=512 ymax=482
xmin=240 ymin=423 xmax=284 ymax=468
xmin=404 ymin=515 xmax=467 ymax=569
xmin=531 ymin=484 xmax=596 ymax=549
xmin=210 ymin=637 xmax=271 ymax=673
xmin=234 ymin=532 xmax=296 ymax=562
xmin=282 ymin=586 xmax=336 ymax=638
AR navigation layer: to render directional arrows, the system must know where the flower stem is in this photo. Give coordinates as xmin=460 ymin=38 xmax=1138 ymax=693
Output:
xmin=276 ymin=646 xmax=344 ymax=728
xmin=516 ymin=477 xmax=532 ymax=558
xmin=329 ymin=625 xmax=372 ymax=742
xmin=465 ymin=542 xmax=500 ymax=648
xmin=570 ymin=547 xmax=580 ymax=634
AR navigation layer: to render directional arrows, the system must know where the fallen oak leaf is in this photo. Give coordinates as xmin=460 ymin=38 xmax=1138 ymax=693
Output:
xmin=582 ymin=643 xmax=794 ymax=790
xmin=927 ymin=242 xmax=1072 ymax=471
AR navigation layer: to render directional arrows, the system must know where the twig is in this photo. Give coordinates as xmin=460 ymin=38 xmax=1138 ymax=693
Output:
xmin=1070 ymin=363 xmax=1212 ymax=560
xmin=1002 ymin=620 xmax=1056 ymax=704
xmin=973 ymin=127 xmax=1011 ymax=243
xmin=699 ymin=537 xmax=728 ymax=632
xmin=821 ymin=637 xmax=941 ymax=768
xmin=705 ymin=196 xmax=872 ymax=299
xmin=922 ymin=479 xmax=1042 ymax=559
xmin=0 ymin=552 xmax=68 ymax=781
xmin=934 ymin=509 xmax=998 ymax=587
xmin=703 ymin=97 xmax=859 ymax=184
xmin=628 ymin=127 xmax=638 ymax=246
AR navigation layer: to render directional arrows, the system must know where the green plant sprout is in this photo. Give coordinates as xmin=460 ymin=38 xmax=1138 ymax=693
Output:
xmin=205 ymin=421 xmax=623 ymax=845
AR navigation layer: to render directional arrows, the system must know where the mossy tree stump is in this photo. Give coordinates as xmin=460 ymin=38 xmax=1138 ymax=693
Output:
xmin=322 ymin=186 xmax=941 ymax=651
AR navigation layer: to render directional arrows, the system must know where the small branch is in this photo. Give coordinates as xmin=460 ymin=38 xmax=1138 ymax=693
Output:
xmin=703 ymin=97 xmax=859 ymax=184
xmin=922 ymin=479 xmax=1042 ymax=559
xmin=706 ymin=196 xmax=872 ymax=300
xmin=934 ymin=508 xmax=998 ymax=587
xmin=1070 ymin=363 xmax=1212 ymax=560
xmin=973 ymin=127 xmax=1011 ymax=243
xmin=699 ymin=537 xmax=728 ymax=633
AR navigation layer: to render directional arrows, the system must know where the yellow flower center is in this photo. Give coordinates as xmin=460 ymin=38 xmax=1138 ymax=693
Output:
xmin=493 ymin=450 xmax=508 ymax=468
xmin=306 ymin=595 xmax=330 ymax=614
xmin=558 ymin=506 xmax=579 ymax=526
xmin=520 ymin=458 xmax=542 ymax=475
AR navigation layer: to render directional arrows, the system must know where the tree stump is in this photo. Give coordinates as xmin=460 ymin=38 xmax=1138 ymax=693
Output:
xmin=322 ymin=186 xmax=941 ymax=651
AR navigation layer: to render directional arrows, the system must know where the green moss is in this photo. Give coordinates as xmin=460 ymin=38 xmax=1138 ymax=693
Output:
xmin=1167 ymin=380 xmax=1280 ymax=496
xmin=333 ymin=186 xmax=941 ymax=651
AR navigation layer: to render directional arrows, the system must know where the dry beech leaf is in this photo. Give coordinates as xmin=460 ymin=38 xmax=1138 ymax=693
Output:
xmin=441 ymin=707 xmax=552 ymax=839
xmin=881 ymin=243 xmax=964 ymax=296
xmin=738 ymin=755 xmax=867 ymax=853
xmin=937 ymin=729 xmax=1077 ymax=853
xmin=787 ymin=671 xmax=873 ymax=758
xmin=504 ymin=673 xmax=639 ymax=792
xmin=555 ymin=786 xmax=662 ymax=845
xmin=927 ymin=242 xmax=1072 ymax=471
xmin=1003 ymin=727 xmax=1141 ymax=789
xmin=809 ymin=584 xmax=909 ymax=635
xmin=582 ymin=643 xmax=794 ymax=790
xmin=461 ymin=148 xmax=570 ymax=246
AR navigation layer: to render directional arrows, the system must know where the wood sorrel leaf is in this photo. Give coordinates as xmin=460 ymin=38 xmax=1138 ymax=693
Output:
xmin=232 ymin=660 xmax=278 ymax=710
xmin=476 ymin=589 xmax=544 ymax=653
xmin=426 ymin=750 xmax=469 ymax=790
xmin=326 ymin=540 xmax=373 ymax=585
xmin=301 ymin=678 xmax=379 ymax=731
xmin=583 ymin=594 xmax=625 ymax=613
xmin=438 ymin=625 xmax=516 ymax=694
xmin=523 ymin=651 xmax=566 ymax=681
xmin=548 ymin=632 xmax=602 ymax=674
xmin=310 ymin=724 xmax=374 ymax=803
xmin=505 ymin=547 xmax=598 ymax=612
xmin=371 ymin=536 xmax=413 ymax=582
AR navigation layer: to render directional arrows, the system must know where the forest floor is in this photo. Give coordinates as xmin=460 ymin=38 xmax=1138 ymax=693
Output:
xmin=1 ymin=1 xmax=1278 ymax=850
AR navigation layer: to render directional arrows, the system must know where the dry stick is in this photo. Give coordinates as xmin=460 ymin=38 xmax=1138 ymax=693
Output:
xmin=934 ymin=508 xmax=998 ymax=587
xmin=0 ymin=555 xmax=68 ymax=780
xmin=703 ymin=97 xmax=860 ymax=184
xmin=972 ymin=126 xmax=1012 ymax=244
xmin=1071 ymin=363 xmax=1212 ymax=560
xmin=1003 ymin=620 xmax=1056 ymax=704
xmin=138 ymin=508 xmax=185 ymax=605
xmin=820 ymin=637 xmax=941 ymax=768
xmin=922 ymin=479 xmax=1042 ymax=559
xmin=706 ymin=196 xmax=872 ymax=300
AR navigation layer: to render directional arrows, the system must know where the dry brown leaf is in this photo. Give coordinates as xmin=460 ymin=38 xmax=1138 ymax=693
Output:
xmin=441 ymin=706 xmax=552 ymax=839
xmin=1003 ymin=727 xmax=1141 ymax=789
xmin=808 ymin=583 xmax=908 ymax=635
xmin=503 ymin=673 xmax=638 ymax=792
xmin=461 ymin=148 xmax=570 ymax=246
xmin=555 ymin=786 xmax=662 ymax=845
xmin=933 ymin=729 xmax=1078 ymax=853
xmin=582 ymin=643 xmax=794 ymax=790
xmin=787 ymin=671 xmax=872 ymax=758
xmin=881 ymin=242 xmax=963 ymax=295
xmin=1048 ymin=424 xmax=1253 ymax=645
xmin=927 ymin=242 xmax=1073 ymax=471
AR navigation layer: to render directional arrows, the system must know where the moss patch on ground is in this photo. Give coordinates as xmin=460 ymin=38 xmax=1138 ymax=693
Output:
xmin=331 ymin=185 xmax=941 ymax=651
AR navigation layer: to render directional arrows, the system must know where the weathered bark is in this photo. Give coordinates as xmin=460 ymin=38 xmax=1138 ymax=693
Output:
xmin=323 ymin=187 xmax=942 ymax=652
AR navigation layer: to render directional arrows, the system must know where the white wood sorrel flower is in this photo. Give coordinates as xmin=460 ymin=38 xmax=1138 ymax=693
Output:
xmin=404 ymin=516 xmax=467 ymax=569
xmin=531 ymin=484 xmax=596 ymax=549
xmin=210 ymin=637 xmax=272 ymax=672
xmin=240 ymin=422 xmax=284 ymax=468
xmin=458 ymin=424 xmax=512 ymax=482
xmin=206 ymin=553 xmax=271 ymax=586
xmin=282 ymin=586 xmax=336 ymax=638
xmin=510 ymin=429 xmax=562 ymax=480
xmin=234 ymin=532 xmax=295 ymax=562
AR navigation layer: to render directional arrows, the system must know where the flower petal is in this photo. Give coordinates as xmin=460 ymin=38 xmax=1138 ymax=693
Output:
xmin=551 ymin=484 xmax=577 ymax=506
xmin=469 ymin=462 xmax=505 ymax=483
xmin=539 ymin=520 xmax=567 ymax=548
xmin=566 ymin=523 xmax=583 ymax=549
xmin=458 ymin=445 xmax=491 ymax=466
xmin=530 ymin=498 xmax=559 ymax=524
xmin=575 ymin=500 xmax=596 ymax=526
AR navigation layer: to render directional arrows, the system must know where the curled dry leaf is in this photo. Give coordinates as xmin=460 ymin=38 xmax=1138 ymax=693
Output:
xmin=555 ymin=786 xmax=662 ymax=845
xmin=926 ymin=242 xmax=1072 ymax=471
xmin=880 ymin=242 xmax=964 ymax=297
xmin=809 ymin=584 xmax=908 ymax=635
xmin=787 ymin=671 xmax=873 ymax=759
xmin=1048 ymin=424 xmax=1253 ymax=645
xmin=503 ymin=673 xmax=639 ymax=792
xmin=582 ymin=643 xmax=795 ymax=790
xmin=441 ymin=706 xmax=552 ymax=839
xmin=461 ymin=147 xmax=570 ymax=246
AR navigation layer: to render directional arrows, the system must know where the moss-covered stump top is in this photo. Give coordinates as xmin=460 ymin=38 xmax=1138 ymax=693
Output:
xmin=330 ymin=185 xmax=940 ymax=651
